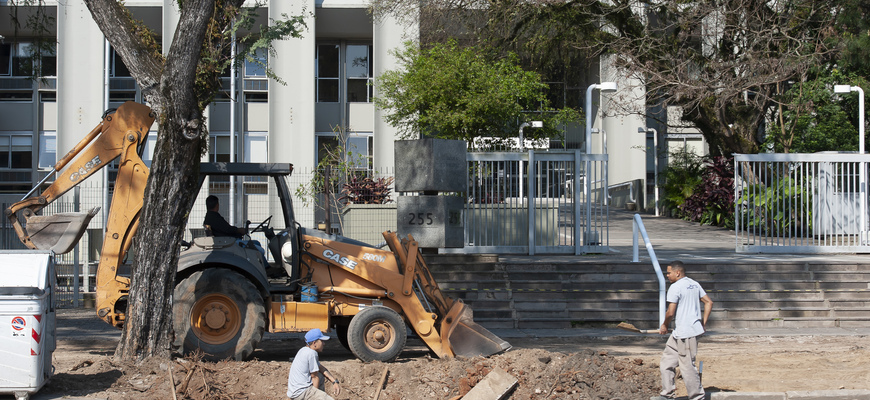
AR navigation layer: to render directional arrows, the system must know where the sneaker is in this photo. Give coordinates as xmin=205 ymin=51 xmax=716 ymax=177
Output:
xmin=650 ymin=397 xmax=675 ymax=400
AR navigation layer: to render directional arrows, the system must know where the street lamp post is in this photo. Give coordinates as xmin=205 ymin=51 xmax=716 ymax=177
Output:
xmin=582 ymin=82 xmax=617 ymax=249
xmin=517 ymin=121 xmax=542 ymax=200
xmin=585 ymin=82 xmax=618 ymax=155
xmin=835 ymin=84 xmax=866 ymax=239
xmin=639 ymin=127 xmax=659 ymax=216
xmin=518 ymin=121 xmax=543 ymax=151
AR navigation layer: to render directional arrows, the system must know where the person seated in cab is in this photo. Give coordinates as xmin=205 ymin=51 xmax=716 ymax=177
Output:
xmin=203 ymin=195 xmax=268 ymax=266
xmin=204 ymin=195 xmax=246 ymax=238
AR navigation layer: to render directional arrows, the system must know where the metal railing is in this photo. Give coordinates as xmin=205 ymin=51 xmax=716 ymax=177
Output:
xmin=632 ymin=213 xmax=666 ymax=326
xmin=462 ymin=150 xmax=608 ymax=255
xmin=606 ymin=181 xmax=636 ymax=205
xmin=735 ymin=153 xmax=870 ymax=253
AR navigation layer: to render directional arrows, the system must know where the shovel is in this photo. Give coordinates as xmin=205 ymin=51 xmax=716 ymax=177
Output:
xmin=617 ymin=322 xmax=663 ymax=334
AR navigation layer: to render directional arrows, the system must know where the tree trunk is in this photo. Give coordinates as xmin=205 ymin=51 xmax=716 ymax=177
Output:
xmin=85 ymin=0 xmax=242 ymax=362
xmin=114 ymin=117 xmax=203 ymax=361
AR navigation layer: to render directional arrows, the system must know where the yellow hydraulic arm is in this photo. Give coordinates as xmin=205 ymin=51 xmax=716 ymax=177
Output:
xmin=5 ymin=101 xmax=156 ymax=328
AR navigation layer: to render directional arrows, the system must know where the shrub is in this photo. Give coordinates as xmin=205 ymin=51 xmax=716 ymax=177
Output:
xmin=680 ymin=156 xmax=735 ymax=228
xmin=661 ymin=149 xmax=704 ymax=218
xmin=340 ymin=176 xmax=395 ymax=204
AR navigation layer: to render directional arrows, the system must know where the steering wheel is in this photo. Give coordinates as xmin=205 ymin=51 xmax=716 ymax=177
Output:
xmin=250 ymin=215 xmax=273 ymax=234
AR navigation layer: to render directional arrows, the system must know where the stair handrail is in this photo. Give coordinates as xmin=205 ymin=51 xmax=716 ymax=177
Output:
xmin=632 ymin=213 xmax=666 ymax=326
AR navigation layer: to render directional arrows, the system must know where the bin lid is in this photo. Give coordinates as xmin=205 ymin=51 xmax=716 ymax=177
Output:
xmin=0 ymin=251 xmax=54 ymax=292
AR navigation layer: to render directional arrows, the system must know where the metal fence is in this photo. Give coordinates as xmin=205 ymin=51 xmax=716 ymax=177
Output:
xmin=735 ymin=153 xmax=870 ymax=253
xmin=461 ymin=150 xmax=609 ymax=254
xmin=3 ymin=152 xmax=610 ymax=308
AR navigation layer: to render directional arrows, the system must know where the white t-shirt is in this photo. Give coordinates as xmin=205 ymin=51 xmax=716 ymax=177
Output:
xmin=287 ymin=346 xmax=319 ymax=398
xmin=667 ymin=276 xmax=707 ymax=339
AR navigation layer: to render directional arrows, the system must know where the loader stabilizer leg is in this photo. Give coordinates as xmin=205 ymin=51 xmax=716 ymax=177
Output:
xmin=440 ymin=301 xmax=511 ymax=358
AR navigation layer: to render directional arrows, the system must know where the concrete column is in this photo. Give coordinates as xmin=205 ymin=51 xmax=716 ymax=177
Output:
xmin=162 ymin=0 xmax=180 ymax=57
xmin=56 ymin=1 xmax=105 ymax=155
xmin=373 ymin=12 xmax=418 ymax=172
xmin=600 ymin=55 xmax=646 ymax=201
xmin=269 ymin=0 xmax=316 ymax=169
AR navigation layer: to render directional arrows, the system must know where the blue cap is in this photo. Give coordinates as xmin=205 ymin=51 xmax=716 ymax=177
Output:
xmin=305 ymin=328 xmax=330 ymax=344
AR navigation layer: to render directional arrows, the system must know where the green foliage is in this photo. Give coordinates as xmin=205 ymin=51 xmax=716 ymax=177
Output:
xmin=195 ymin=5 xmax=307 ymax=109
xmin=236 ymin=12 xmax=308 ymax=86
xmin=662 ymin=151 xmax=737 ymax=227
xmin=295 ymin=127 xmax=390 ymax=209
xmin=768 ymin=69 xmax=867 ymax=153
xmin=660 ymin=149 xmax=704 ymax=218
xmin=374 ymin=40 xmax=581 ymax=142
xmin=837 ymin=0 xmax=870 ymax=78
xmin=737 ymin=170 xmax=812 ymax=237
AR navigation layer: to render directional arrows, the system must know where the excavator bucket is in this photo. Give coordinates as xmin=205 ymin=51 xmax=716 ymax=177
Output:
xmin=23 ymin=207 xmax=100 ymax=254
xmin=441 ymin=301 xmax=512 ymax=358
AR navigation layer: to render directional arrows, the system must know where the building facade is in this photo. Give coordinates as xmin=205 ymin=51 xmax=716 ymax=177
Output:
xmin=0 ymin=0 xmax=706 ymax=220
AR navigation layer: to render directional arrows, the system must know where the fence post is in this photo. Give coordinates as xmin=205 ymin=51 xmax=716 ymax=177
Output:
xmin=527 ymin=150 xmax=536 ymax=255
xmin=73 ymin=186 xmax=81 ymax=308
xmin=574 ymin=150 xmax=582 ymax=255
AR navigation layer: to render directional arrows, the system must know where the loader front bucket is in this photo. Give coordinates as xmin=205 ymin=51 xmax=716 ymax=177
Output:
xmin=441 ymin=301 xmax=511 ymax=358
xmin=23 ymin=207 xmax=100 ymax=254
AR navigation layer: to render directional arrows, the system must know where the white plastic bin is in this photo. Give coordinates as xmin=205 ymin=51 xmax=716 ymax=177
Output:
xmin=0 ymin=250 xmax=56 ymax=400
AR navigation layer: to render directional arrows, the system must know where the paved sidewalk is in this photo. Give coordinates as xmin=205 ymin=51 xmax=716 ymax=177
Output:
xmin=501 ymin=208 xmax=870 ymax=264
xmin=650 ymin=391 xmax=870 ymax=400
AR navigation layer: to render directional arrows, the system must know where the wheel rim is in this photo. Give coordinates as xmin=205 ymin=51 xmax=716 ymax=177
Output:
xmin=190 ymin=293 xmax=241 ymax=345
xmin=364 ymin=319 xmax=395 ymax=354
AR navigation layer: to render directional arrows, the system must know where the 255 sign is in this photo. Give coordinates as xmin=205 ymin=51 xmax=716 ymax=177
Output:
xmin=407 ymin=212 xmax=434 ymax=225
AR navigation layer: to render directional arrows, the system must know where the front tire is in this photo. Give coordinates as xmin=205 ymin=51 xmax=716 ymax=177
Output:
xmin=172 ymin=269 xmax=265 ymax=361
xmin=347 ymin=306 xmax=407 ymax=362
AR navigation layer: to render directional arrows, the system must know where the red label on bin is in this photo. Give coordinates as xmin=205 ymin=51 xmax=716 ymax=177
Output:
xmin=11 ymin=316 xmax=26 ymax=331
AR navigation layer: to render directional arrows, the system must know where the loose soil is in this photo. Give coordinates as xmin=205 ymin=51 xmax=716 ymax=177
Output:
xmin=15 ymin=310 xmax=870 ymax=399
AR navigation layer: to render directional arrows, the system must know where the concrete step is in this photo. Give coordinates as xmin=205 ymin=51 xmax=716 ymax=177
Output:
xmin=430 ymin=260 xmax=870 ymax=330
xmin=445 ymin=287 xmax=863 ymax=302
xmin=828 ymin=299 xmax=870 ymax=307
xmin=813 ymin=271 xmax=870 ymax=281
xmin=831 ymin=308 xmax=870 ymax=318
xmin=823 ymin=290 xmax=870 ymax=299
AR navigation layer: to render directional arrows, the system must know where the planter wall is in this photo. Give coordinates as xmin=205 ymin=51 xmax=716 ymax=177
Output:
xmin=340 ymin=203 xmax=397 ymax=246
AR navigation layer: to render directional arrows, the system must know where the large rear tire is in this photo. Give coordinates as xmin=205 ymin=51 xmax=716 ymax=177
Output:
xmin=172 ymin=269 xmax=265 ymax=361
xmin=347 ymin=306 xmax=407 ymax=362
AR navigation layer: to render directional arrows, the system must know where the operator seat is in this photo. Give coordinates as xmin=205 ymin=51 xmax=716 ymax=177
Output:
xmin=268 ymin=229 xmax=299 ymax=291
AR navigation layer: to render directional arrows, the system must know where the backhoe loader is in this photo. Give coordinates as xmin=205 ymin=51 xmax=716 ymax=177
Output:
xmin=5 ymin=101 xmax=510 ymax=362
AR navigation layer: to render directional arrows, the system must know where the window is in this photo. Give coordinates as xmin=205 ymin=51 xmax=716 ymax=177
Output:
xmin=6 ymin=42 xmax=56 ymax=77
xmin=110 ymin=47 xmax=131 ymax=77
xmin=209 ymin=135 xmax=231 ymax=163
xmin=316 ymin=133 xmax=372 ymax=171
xmin=0 ymin=134 xmax=33 ymax=169
xmin=316 ymin=44 xmax=339 ymax=103
xmin=0 ymin=43 xmax=11 ymax=76
xmin=244 ymin=132 xmax=267 ymax=163
xmin=141 ymin=134 xmax=157 ymax=168
xmin=316 ymin=43 xmax=373 ymax=103
xmin=38 ymin=131 xmax=55 ymax=169
xmin=109 ymin=46 xmax=136 ymax=102
xmin=244 ymin=47 xmax=267 ymax=77
xmin=346 ymin=44 xmax=372 ymax=103
xmin=346 ymin=135 xmax=372 ymax=170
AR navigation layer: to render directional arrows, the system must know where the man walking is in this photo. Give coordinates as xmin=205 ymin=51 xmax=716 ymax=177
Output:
xmin=655 ymin=260 xmax=713 ymax=400
xmin=287 ymin=328 xmax=341 ymax=400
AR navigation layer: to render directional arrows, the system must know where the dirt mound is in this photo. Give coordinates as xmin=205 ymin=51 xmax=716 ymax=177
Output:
xmin=41 ymin=347 xmax=660 ymax=399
